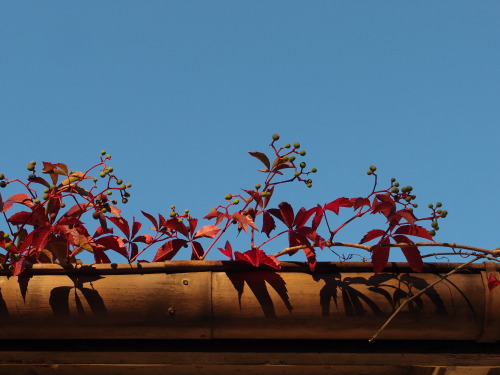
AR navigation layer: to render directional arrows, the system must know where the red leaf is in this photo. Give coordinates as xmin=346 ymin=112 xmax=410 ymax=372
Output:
xmin=164 ymin=218 xmax=189 ymax=237
xmin=310 ymin=204 xmax=324 ymax=230
xmin=234 ymin=248 xmax=259 ymax=267
xmin=153 ymin=239 xmax=187 ymax=261
xmin=194 ymin=225 xmax=221 ymax=239
xmin=0 ymin=195 xmax=13 ymax=213
xmin=371 ymin=201 xmax=396 ymax=218
xmin=141 ymin=211 xmax=158 ymax=230
xmin=325 ymin=197 xmax=353 ymax=215
xmin=204 ymin=210 xmax=229 ymax=226
xmin=360 ymin=229 xmax=386 ymax=244
xmin=12 ymin=259 xmax=28 ymax=276
xmin=278 ymin=201 xmax=294 ymax=228
xmin=131 ymin=219 xmax=142 ymax=238
xmin=393 ymin=235 xmax=423 ymax=272
xmin=256 ymin=249 xmax=281 ymax=270
xmin=218 ymin=241 xmax=233 ymax=260
xmin=95 ymin=236 xmax=128 ymax=259
xmin=395 ymin=209 xmax=417 ymax=225
xmin=488 ymin=274 xmax=500 ymax=291
xmin=109 ymin=205 xmax=122 ymax=218
xmin=249 ymin=151 xmax=271 ymax=170
xmin=302 ymin=246 xmax=317 ymax=272
xmin=65 ymin=202 xmax=92 ymax=217
xmin=92 ymin=246 xmax=111 ymax=264
xmin=372 ymin=237 xmax=390 ymax=274
xmin=262 ymin=210 xmax=276 ymax=237
xmin=108 ymin=216 xmax=130 ymax=238
xmin=93 ymin=225 xmax=113 ymax=237
xmin=298 ymin=227 xmax=326 ymax=249
xmin=350 ymin=197 xmax=371 ymax=210
xmin=133 ymin=234 xmax=153 ymax=244
xmin=394 ymin=225 xmax=434 ymax=241
xmin=7 ymin=193 xmax=34 ymax=208
xmin=231 ymin=212 xmax=258 ymax=233
xmin=191 ymin=241 xmax=204 ymax=260
xmin=293 ymin=206 xmax=315 ymax=229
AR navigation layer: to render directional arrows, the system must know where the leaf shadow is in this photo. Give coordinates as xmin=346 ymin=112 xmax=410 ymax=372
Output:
xmin=225 ymin=270 xmax=292 ymax=318
xmin=49 ymin=274 xmax=107 ymax=317
xmin=0 ymin=290 xmax=9 ymax=317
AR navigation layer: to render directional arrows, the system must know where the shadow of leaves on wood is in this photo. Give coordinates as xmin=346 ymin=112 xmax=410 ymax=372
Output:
xmin=226 ymin=271 xmax=292 ymax=318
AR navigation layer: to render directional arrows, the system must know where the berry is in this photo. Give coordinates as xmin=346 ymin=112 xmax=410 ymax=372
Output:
xmin=233 ymin=198 xmax=240 ymax=205
xmin=0 ymin=181 xmax=6 ymax=188
xmin=391 ymin=188 xmax=399 ymax=193
xmin=369 ymin=165 xmax=376 ymax=171
xmin=428 ymin=204 xmax=433 ymax=209
xmin=92 ymin=212 xmax=100 ymax=220
xmin=184 ymin=209 xmax=190 ymax=213
xmin=42 ymin=193 xmax=49 ymax=200
xmin=289 ymin=156 xmax=296 ymax=162
xmin=101 ymin=150 xmax=107 ymax=155
xmin=120 ymin=185 xmax=126 ymax=190
xmin=405 ymin=196 xmax=412 ymax=202
xmin=391 ymin=178 xmax=396 ymax=182
xmin=93 ymin=178 xmax=98 ymax=183
xmin=437 ymin=209 xmax=442 ymax=214
xmin=311 ymin=168 xmax=317 ymax=173
xmin=441 ymin=210 xmax=448 ymax=218
xmin=5 ymin=243 xmax=12 ymax=251
xmin=293 ymin=142 xmax=300 ymax=148
xmin=284 ymin=144 xmax=291 ymax=148
xmin=169 ymin=211 xmax=176 ymax=218
xmin=0 ymin=173 xmax=4 ymax=180
xmin=3 ymin=233 xmax=9 ymax=239
xmin=300 ymin=162 xmax=306 ymax=168
xmin=436 ymin=202 xmax=442 ymax=207
xmin=28 ymin=174 xmax=36 ymax=180
xmin=367 ymin=171 xmax=373 ymax=175
xmin=112 ymin=200 xmax=117 ymax=205
xmin=101 ymin=207 xmax=108 ymax=213
xmin=306 ymin=183 xmax=312 ymax=188
xmin=126 ymin=183 xmax=132 ymax=188
xmin=60 ymin=203 xmax=66 ymax=208
xmin=116 ymin=179 xmax=123 ymax=185
xmin=107 ymin=167 xmax=114 ymax=173
xmin=299 ymin=150 xmax=306 ymax=156
xmin=106 ymin=191 xmax=112 ymax=195
xmin=413 ymin=203 xmax=418 ymax=208
xmin=394 ymin=182 xmax=400 ymax=187
xmin=99 ymin=172 xmax=106 ymax=178
xmin=431 ymin=221 xmax=439 ymax=229
xmin=272 ymin=134 xmax=280 ymax=140
xmin=122 ymin=198 xmax=128 ymax=204
xmin=30 ymin=161 xmax=36 ymax=165
xmin=106 ymin=154 xmax=112 ymax=159
xmin=34 ymin=198 xmax=40 ymax=204
xmin=27 ymin=163 xmax=35 ymax=171
xmin=224 ymin=194 xmax=232 ymax=200
xmin=254 ymin=184 xmax=261 ymax=190
xmin=294 ymin=172 xmax=300 ymax=177
xmin=124 ymin=192 xmax=130 ymax=197
xmin=429 ymin=230 xmax=436 ymax=237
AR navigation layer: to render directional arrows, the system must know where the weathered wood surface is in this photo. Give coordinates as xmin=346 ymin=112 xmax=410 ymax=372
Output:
xmin=0 ymin=262 xmax=497 ymax=341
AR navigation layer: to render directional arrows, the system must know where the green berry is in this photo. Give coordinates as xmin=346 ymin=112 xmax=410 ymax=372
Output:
xmin=30 ymin=161 xmax=36 ymax=165
xmin=122 ymin=198 xmax=128 ymax=204
xmin=116 ymin=179 xmax=123 ymax=185
xmin=99 ymin=172 xmax=106 ymax=178
xmin=391 ymin=188 xmax=399 ymax=193
xmin=391 ymin=178 xmax=396 ymax=182
xmin=0 ymin=181 xmax=7 ymax=188
xmin=124 ymin=192 xmax=131 ymax=197
xmin=27 ymin=163 xmax=35 ymax=171
xmin=42 ymin=193 xmax=49 ymax=200
xmin=0 ymin=173 xmax=4 ymax=180
xmin=93 ymin=178 xmax=98 ymax=183
xmin=126 ymin=183 xmax=132 ymax=188
xmin=294 ymin=172 xmax=300 ymax=177
xmin=184 ymin=209 xmax=190 ymax=213
xmin=431 ymin=221 xmax=439 ymax=229
xmin=282 ymin=156 xmax=289 ymax=162
xmin=224 ymin=194 xmax=232 ymax=200
xmin=436 ymin=209 xmax=442 ymax=214
xmin=289 ymin=156 xmax=296 ymax=162
xmin=369 ymin=165 xmax=376 ymax=171
xmin=299 ymin=162 xmax=306 ymax=168
xmin=284 ymin=144 xmax=291 ymax=148
xmin=367 ymin=171 xmax=373 ymax=175
xmin=293 ymin=142 xmax=300 ymax=148
xmin=311 ymin=168 xmax=317 ymax=173
xmin=233 ymin=198 xmax=240 ymax=205
xmin=112 ymin=200 xmax=117 ymax=205
xmin=34 ymin=198 xmax=40 ymax=204
xmin=441 ymin=210 xmax=448 ymax=218
xmin=436 ymin=202 xmax=442 ymax=207
xmin=394 ymin=182 xmax=400 ymax=187
xmin=106 ymin=154 xmax=112 ymax=159
xmin=101 ymin=150 xmax=107 ymax=155
xmin=429 ymin=230 xmax=436 ymax=237
xmin=5 ymin=243 xmax=12 ymax=251
xmin=272 ymin=133 xmax=280 ymax=140
xmin=60 ymin=203 xmax=66 ymax=208
xmin=101 ymin=207 xmax=108 ymax=213
xmin=428 ymin=203 xmax=433 ymax=209
xmin=405 ymin=196 xmax=412 ymax=202
xmin=299 ymin=150 xmax=306 ymax=156
xmin=107 ymin=167 xmax=114 ymax=173
xmin=169 ymin=211 xmax=176 ymax=218
xmin=3 ymin=233 xmax=9 ymax=239
xmin=306 ymin=183 xmax=312 ymax=188
xmin=106 ymin=191 xmax=112 ymax=195
xmin=254 ymin=184 xmax=261 ymax=190
xmin=28 ymin=174 xmax=36 ymax=180
xmin=120 ymin=185 xmax=126 ymax=190
xmin=413 ymin=203 xmax=418 ymax=208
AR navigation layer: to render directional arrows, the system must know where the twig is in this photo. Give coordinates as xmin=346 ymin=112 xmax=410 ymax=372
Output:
xmin=368 ymin=256 xmax=481 ymax=343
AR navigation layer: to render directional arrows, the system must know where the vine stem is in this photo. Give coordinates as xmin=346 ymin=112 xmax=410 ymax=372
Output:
xmin=368 ymin=255 xmax=481 ymax=343
xmin=273 ymin=241 xmax=500 ymax=258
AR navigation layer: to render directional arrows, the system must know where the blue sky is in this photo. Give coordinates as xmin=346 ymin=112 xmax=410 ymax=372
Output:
xmin=1 ymin=2 xmax=498 ymax=264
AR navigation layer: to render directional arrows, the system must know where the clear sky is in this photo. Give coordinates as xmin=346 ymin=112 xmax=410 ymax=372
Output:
xmin=1 ymin=2 xmax=498 ymax=264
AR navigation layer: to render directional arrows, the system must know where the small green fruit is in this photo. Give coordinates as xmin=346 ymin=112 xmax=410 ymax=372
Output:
xmin=0 ymin=181 xmax=7 ymax=188
xmin=367 ymin=171 xmax=373 ymax=175
xmin=289 ymin=156 xmax=296 ymax=162
xmin=184 ymin=209 xmax=190 ymax=213
xmin=431 ymin=221 xmax=439 ymax=229
xmin=293 ymin=142 xmax=300 ymax=148
xmin=28 ymin=174 xmax=36 ymax=180
xmin=391 ymin=188 xmax=399 ymax=193
xmin=122 ymin=198 xmax=128 ymax=204
xmin=27 ymin=163 xmax=35 ymax=171
xmin=394 ymin=182 xmax=400 ymax=187
xmin=391 ymin=177 xmax=396 ymax=182
xmin=5 ymin=243 xmax=12 ymax=251
xmin=300 ymin=162 xmax=306 ymax=168
xmin=112 ymin=200 xmax=117 ymax=205
xmin=0 ymin=173 xmax=4 ymax=180
xmin=106 ymin=191 xmax=112 ymax=195
xmin=60 ymin=203 xmax=66 ymax=208
xmin=101 ymin=207 xmax=108 ymax=213
xmin=405 ymin=196 xmax=412 ymax=202
xmin=294 ymin=172 xmax=300 ymax=177
xmin=306 ymin=183 xmax=312 ymax=188
xmin=99 ymin=172 xmax=106 ymax=178
xmin=169 ymin=211 xmax=176 ymax=218
xmin=428 ymin=203 xmax=433 ymax=209
xmin=233 ymin=198 xmax=240 ymax=205
xmin=272 ymin=133 xmax=280 ymax=140
xmin=224 ymin=194 xmax=232 ymax=200
xmin=254 ymin=184 xmax=261 ymax=190
xmin=107 ymin=167 xmax=114 ymax=173
xmin=429 ymin=230 xmax=436 ymax=237
xmin=3 ymin=233 xmax=9 ymax=239
xmin=30 ymin=161 xmax=36 ymax=165
xmin=93 ymin=178 xmax=98 ymax=183
xmin=116 ymin=179 xmax=123 ymax=185
xmin=101 ymin=150 xmax=107 ymax=155
xmin=126 ymin=183 xmax=132 ymax=188
xmin=282 ymin=156 xmax=289 ymax=161
xmin=299 ymin=150 xmax=306 ymax=156
xmin=436 ymin=202 xmax=442 ymax=207
xmin=42 ymin=193 xmax=49 ymax=200
xmin=34 ymin=198 xmax=40 ymax=204
xmin=284 ymin=144 xmax=291 ymax=148
xmin=369 ymin=165 xmax=376 ymax=172
xmin=311 ymin=168 xmax=317 ymax=173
